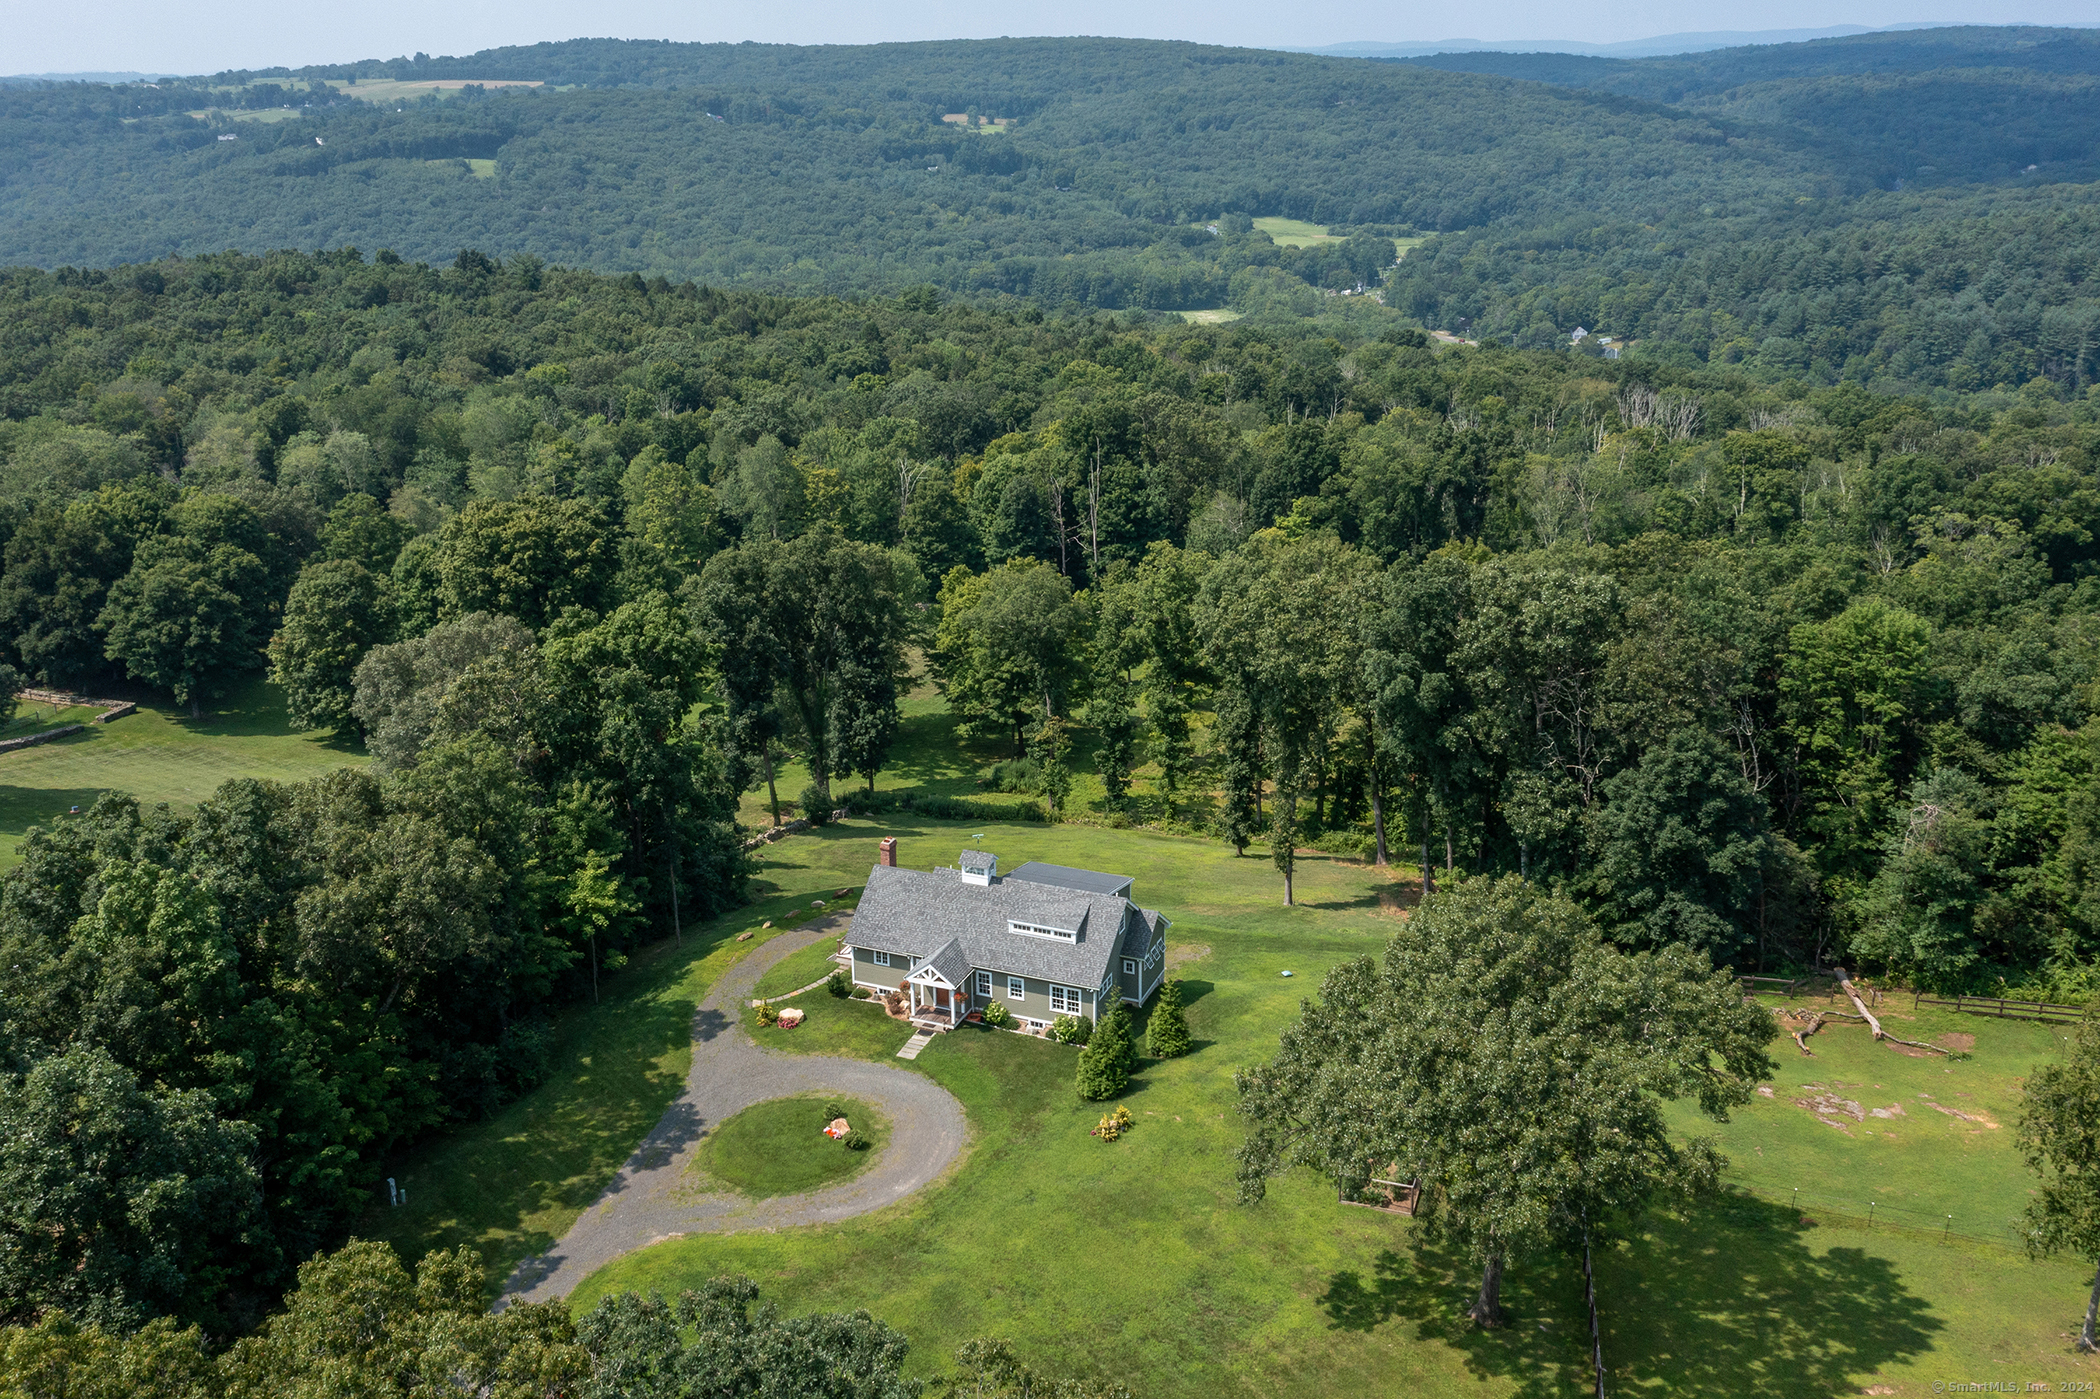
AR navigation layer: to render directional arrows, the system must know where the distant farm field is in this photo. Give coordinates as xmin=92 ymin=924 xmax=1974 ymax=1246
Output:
xmin=1254 ymin=217 xmax=1344 ymax=247
xmin=1172 ymin=308 xmax=1244 ymax=324
xmin=0 ymin=677 xmax=365 ymax=865
xmin=183 ymin=107 xmax=303 ymax=123
xmin=328 ymin=78 xmax=545 ymax=104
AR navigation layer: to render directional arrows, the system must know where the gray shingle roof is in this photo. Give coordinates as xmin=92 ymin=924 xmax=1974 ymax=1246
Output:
xmin=850 ymin=864 xmax=1160 ymax=989
xmin=1006 ymin=860 xmax=1132 ymax=897
xmin=958 ymin=850 xmax=997 ymax=870
xmin=907 ymin=937 xmax=973 ymax=990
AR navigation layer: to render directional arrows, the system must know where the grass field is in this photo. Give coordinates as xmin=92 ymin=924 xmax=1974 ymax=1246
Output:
xmin=692 ymin=1094 xmax=890 ymax=1198
xmin=1248 ymin=221 xmax=1425 ymax=262
xmin=551 ymin=819 xmax=2092 ymax=1397
xmin=1254 ymin=217 xmax=1345 ymax=248
xmin=328 ymin=78 xmax=544 ymax=104
xmin=0 ymin=702 xmax=102 ymax=739
xmin=1671 ymin=990 xmax=2067 ymax=1247
xmin=184 ymin=108 xmax=304 ymax=123
xmin=357 ymin=887 xmax=846 ymax=1276
xmin=752 ymin=923 xmax=854 ymax=1001
xmin=1172 ymin=309 xmax=1245 ymax=324
xmin=87 ymin=669 xmax=2088 ymax=1394
xmin=0 ymin=677 xmax=365 ymax=866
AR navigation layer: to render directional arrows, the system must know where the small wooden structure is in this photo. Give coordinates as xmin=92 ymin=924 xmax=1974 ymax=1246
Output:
xmin=1341 ymin=1165 xmax=1421 ymax=1216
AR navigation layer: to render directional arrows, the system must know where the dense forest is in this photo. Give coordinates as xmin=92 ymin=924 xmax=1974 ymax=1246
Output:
xmin=1 ymin=31 xmax=2097 ymax=393
xmin=0 ymin=26 xmax=2097 ymax=1385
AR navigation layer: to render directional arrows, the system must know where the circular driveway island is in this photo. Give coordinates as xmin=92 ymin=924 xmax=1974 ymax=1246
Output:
xmin=501 ymin=912 xmax=967 ymax=1303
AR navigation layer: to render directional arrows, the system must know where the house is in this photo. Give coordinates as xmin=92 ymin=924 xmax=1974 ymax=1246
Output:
xmin=844 ymin=840 xmax=1169 ymax=1032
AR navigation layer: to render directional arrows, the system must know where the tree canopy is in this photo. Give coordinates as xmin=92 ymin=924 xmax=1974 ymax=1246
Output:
xmin=1235 ymin=875 xmax=1774 ymax=1324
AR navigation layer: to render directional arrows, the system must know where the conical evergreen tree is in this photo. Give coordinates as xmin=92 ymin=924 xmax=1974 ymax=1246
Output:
xmin=1147 ymin=979 xmax=1192 ymax=1058
xmin=1076 ymin=1006 xmax=1135 ymax=1100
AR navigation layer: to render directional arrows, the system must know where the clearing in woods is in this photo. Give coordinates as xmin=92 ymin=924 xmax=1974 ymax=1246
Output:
xmin=184 ymin=107 xmax=304 ymax=123
xmin=0 ymin=676 xmax=365 ymax=866
xmin=328 ymin=78 xmax=546 ymax=104
xmin=1254 ymin=217 xmax=1345 ymax=246
xmin=365 ymin=799 xmax=2086 ymax=1397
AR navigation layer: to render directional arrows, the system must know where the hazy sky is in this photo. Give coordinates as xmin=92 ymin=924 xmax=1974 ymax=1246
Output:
xmin=7 ymin=0 xmax=2092 ymax=76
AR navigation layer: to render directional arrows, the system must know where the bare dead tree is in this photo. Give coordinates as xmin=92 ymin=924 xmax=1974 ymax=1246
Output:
xmin=897 ymin=458 xmax=936 ymax=535
xmin=1086 ymin=442 xmax=1104 ymax=573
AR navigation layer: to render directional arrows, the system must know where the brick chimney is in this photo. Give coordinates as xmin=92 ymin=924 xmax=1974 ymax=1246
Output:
xmin=879 ymin=836 xmax=898 ymax=868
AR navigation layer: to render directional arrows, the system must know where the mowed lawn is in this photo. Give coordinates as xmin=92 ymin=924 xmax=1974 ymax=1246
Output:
xmin=561 ymin=819 xmax=2095 ymax=1398
xmin=0 ymin=677 xmax=366 ymax=865
xmin=359 ymin=883 xmax=857 ymax=1278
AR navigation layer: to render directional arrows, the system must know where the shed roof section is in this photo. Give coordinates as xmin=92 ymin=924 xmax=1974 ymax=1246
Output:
xmin=851 ymin=863 xmax=1157 ymax=988
xmin=1005 ymin=860 xmax=1134 ymax=897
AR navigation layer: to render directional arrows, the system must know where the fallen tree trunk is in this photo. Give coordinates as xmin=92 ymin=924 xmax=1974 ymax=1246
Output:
xmin=1835 ymin=968 xmax=1884 ymax=1038
xmin=1833 ymin=969 xmax=1950 ymax=1055
xmin=1788 ymin=1013 xmax=1824 ymax=1056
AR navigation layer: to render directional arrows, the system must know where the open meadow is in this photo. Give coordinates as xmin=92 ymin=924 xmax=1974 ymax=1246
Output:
xmin=0 ymin=676 xmax=365 ymax=865
xmin=1252 ymin=217 xmax=1345 ymax=248
xmin=325 ymin=78 xmax=547 ymax=103
xmin=361 ymin=803 xmax=2092 ymax=1397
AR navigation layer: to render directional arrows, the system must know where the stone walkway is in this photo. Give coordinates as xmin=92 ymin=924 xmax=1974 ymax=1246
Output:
xmin=500 ymin=912 xmax=967 ymax=1303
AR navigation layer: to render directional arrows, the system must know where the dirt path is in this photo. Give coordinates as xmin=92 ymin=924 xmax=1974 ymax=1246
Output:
xmin=500 ymin=913 xmax=967 ymax=1303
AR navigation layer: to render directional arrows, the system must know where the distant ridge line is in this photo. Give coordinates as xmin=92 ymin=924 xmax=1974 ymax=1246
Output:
xmin=1282 ymin=21 xmax=2097 ymax=62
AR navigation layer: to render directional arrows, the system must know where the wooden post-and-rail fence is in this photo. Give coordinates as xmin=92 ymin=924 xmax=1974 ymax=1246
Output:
xmin=1910 ymin=992 xmax=2086 ymax=1025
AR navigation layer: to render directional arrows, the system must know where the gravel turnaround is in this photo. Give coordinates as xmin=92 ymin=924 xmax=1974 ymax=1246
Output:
xmin=501 ymin=913 xmax=966 ymax=1303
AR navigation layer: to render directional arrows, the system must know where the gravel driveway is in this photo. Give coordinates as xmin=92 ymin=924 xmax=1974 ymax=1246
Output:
xmin=500 ymin=912 xmax=967 ymax=1303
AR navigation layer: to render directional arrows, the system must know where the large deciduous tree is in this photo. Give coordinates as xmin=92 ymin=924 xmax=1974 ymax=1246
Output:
xmin=0 ymin=1045 xmax=262 ymax=1330
xmin=576 ymin=1276 xmax=920 ymax=1399
xmin=1584 ymin=727 xmax=1782 ymax=960
xmin=1781 ymin=596 xmax=1933 ymax=884
xmin=435 ymin=497 xmax=617 ymax=630
xmin=2020 ymin=1016 xmax=2100 ymax=1353
xmin=1235 ymin=875 xmax=1773 ymax=1328
xmin=99 ymin=535 xmax=270 ymax=717
xmin=695 ymin=528 xmax=906 ymax=812
xmin=1198 ymin=530 xmax=1373 ymax=903
xmin=269 ymin=558 xmax=393 ymax=734
xmin=931 ymin=559 xmax=1085 ymax=756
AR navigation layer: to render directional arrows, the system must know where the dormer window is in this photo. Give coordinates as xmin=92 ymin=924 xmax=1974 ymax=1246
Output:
xmin=1009 ymin=919 xmax=1077 ymax=943
xmin=959 ymin=849 xmax=998 ymax=886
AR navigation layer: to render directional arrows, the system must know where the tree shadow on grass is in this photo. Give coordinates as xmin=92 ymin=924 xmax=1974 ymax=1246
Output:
xmin=1318 ymin=1195 xmax=1943 ymax=1398
xmin=0 ymin=785 xmax=115 ymax=842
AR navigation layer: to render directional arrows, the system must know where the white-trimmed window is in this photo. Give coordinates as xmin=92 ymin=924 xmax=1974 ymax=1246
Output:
xmin=1008 ymin=975 xmax=1026 ymax=999
xmin=1122 ymin=958 xmax=1138 ymax=976
xmin=1049 ymin=984 xmax=1082 ymax=1015
xmin=976 ymin=971 xmax=992 ymax=997
xmin=1009 ymin=920 xmax=1077 ymax=943
xmin=872 ymin=950 xmax=891 ymax=968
